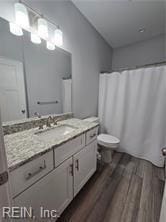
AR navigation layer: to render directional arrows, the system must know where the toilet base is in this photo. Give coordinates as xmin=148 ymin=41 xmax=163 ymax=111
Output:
xmin=100 ymin=148 xmax=113 ymax=163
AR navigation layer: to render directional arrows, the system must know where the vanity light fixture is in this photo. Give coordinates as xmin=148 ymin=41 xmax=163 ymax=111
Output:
xmin=14 ymin=2 xmax=30 ymax=29
xmin=38 ymin=18 xmax=48 ymax=39
xmin=9 ymin=22 xmax=23 ymax=36
xmin=54 ymin=28 xmax=63 ymax=47
xmin=31 ymin=32 xmax=41 ymax=44
xmin=9 ymin=2 xmax=63 ymax=48
xmin=46 ymin=41 xmax=55 ymax=50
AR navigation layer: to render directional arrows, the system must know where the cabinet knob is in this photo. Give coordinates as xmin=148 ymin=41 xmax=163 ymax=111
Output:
xmin=90 ymin=133 xmax=96 ymax=139
xmin=21 ymin=109 xmax=26 ymax=114
xmin=162 ymin=147 xmax=166 ymax=156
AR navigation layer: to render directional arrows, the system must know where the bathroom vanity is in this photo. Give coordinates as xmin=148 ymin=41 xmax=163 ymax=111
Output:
xmin=4 ymin=117 xmax=98 ymax=219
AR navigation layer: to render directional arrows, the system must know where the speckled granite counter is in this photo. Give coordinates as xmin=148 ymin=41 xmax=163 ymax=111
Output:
xmin=4 ymin=118 xmax=98 ymax=172
xmin=3 ymin=113 xmax=72 ymax=135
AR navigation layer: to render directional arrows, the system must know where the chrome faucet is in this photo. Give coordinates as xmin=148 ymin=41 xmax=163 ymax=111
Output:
xmin=46 ymin=116 xmax=53 ymax=127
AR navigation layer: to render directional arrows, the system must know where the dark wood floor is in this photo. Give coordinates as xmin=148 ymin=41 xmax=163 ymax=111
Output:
xmin=58 ymin=152 xmax=165 ymax=222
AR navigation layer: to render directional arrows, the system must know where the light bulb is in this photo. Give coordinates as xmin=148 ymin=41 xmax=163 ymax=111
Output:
xmin=38 ymin=18 xmax=48 ymax=39
xmin=9 ymin=22 xmax=23 ymax=36
xmin=14 ymin=3 xmax=29 ymax=29
xmin=31 ymin=33 xmax=41 ymax=44
xmin=54 ymin=28 xmax=63 ymax=46
xmin=46 ymin=41 xmax=55 ymax=50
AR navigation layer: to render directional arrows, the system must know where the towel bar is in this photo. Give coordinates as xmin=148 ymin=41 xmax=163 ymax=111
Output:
xmin=37 ymin=101 xmax=59 ymax=105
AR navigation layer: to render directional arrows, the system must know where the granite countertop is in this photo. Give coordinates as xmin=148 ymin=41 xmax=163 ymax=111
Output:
xmin=4 ymin=118 xmax=98 ymax=172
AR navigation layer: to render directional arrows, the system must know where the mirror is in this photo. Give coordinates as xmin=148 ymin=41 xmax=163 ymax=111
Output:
xmin=0 ymin=17 xmax=72 ymax=123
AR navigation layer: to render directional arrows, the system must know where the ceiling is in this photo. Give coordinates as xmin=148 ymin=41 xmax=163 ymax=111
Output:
xmin=72 ymin=0 xmax=165 ymax=48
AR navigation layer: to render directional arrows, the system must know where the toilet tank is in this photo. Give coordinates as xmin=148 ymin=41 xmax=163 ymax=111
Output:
xmin=83 ymin=117 xmax=99 ymax=123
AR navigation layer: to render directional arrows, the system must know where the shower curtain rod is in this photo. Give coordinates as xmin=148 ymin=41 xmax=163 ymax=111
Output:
xmin=101 ymin=60 xmax=166 ymax=73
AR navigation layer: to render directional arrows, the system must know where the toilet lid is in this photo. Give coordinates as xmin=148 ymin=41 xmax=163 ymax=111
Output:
xmin=97 ymin=134 xmax=120 ymax=146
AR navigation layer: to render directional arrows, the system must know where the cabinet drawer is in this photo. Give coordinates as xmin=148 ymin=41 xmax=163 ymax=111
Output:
xmin=10 ymin=150 xmax=54 ymax=197
xmin=13 ymin=157 xmax=73 ymax=220
xmin=86 ymin=127 xmax=98 ymax=145
xmin=54 ymin=134 xmax=85 ymax=167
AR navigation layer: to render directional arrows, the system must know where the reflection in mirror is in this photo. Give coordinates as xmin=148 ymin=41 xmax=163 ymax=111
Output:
xmin=0 ymin=17 xmax=72 ymax=124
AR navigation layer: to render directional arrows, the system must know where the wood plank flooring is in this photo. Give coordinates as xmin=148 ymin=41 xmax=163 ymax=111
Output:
xmin=58 ymin=152 xmax=165 ymax=222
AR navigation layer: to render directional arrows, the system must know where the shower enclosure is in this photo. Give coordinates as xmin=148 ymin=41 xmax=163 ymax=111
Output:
xmin=99 ymin=63 xmax=166 ymax=167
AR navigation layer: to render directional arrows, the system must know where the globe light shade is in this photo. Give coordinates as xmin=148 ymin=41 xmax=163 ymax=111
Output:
xmin=14 ymin=3 xmax=30 ymax=29
xmin=9 ymin=22 xmax=23 ymax=36
xmin=38 ymin=18 xmax=48 ymax=39
xmin=31 ymin=32 xmax=41 ymax=44
xmin=54 ymin=28 xmax=63 ymax=47
xmin=46 ymin=41 xmax=55 ymax=50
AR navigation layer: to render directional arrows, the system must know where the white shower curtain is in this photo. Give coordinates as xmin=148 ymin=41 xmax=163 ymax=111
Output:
xmin=98 ymin=66 xmax=166 ymax=167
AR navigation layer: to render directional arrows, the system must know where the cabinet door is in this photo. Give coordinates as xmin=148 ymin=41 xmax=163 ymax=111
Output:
xmin=74 ymin=140 xmax=97 ymax=196
xmin=13 ymin=157 xmax=73 ymax=220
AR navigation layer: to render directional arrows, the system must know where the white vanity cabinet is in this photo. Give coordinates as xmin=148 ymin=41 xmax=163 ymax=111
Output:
xmin=73 ymin=140 xmax=97 ymax=196
xmin=11 ymin=126 xmax=98 ymax=219
xmin=13 ymin=157 xmax=73 ymax=219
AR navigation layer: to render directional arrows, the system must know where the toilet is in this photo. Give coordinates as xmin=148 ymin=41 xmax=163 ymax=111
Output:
xmin=97 ymin=134 xmax=120 ymax=163
xmin=84 ymin=117 xmax=120 ymax=163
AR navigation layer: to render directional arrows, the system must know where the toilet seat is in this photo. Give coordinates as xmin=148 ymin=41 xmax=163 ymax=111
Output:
xmin=97 ymin=134 xmax=120 ymax=148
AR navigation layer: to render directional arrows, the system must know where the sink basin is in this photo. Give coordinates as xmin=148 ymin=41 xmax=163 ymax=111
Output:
xmin=35 ymin=124 xmax=77 ymax=142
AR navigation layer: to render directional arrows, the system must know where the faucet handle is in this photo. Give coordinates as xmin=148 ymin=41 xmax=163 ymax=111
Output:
xmin=34 ymin=112 xmax=41 ymax=118
xmin=46 ymin=116 xmax=53 ymax=127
